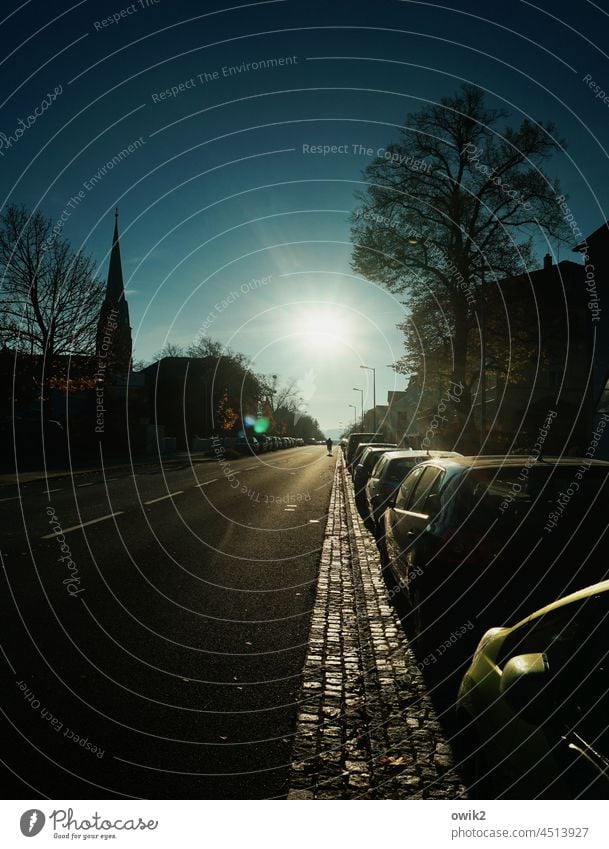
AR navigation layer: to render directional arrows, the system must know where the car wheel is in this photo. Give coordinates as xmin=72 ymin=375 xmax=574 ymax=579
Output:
xmin=453 ymin=715 xmax=484 ymax=795
xmin=409 ymin=583 xmax=439 ymax=653
xmin=410 ymin=584 xmax=425 ymax=630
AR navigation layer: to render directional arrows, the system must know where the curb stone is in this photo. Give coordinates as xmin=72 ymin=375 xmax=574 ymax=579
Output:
xmin=287 ymin=454 xmax=467 ymax=799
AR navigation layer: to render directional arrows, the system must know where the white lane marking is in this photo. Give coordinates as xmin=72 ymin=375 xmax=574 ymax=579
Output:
xmin=42 ymin=488 xmax=63 ymax=495
xmin=41 ymin=511 xmax=124 ymax=539
xmin=0 ymin=495 xmax=20 ymax=503
xmin=244 ymin=466 xmax=257 ymax=471
xmin=308 ymin=519 xmax=320 ymax=523
xmin=77 ymin=482 xmax=95 ymax=488
xmin=144 ymin=491 xmax=183 ymax=505
xmin=284 ymin=507 xmax=296 ymax=511
xmin=196 ymin=479 xmax=218 ymax=486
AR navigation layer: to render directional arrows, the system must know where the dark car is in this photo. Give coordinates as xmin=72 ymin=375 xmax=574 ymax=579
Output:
xmin=352 ymin=444 xmax=398 ymax=500
xmin=348 ymin=438 xmax=393 ymax=477
xmin=345 ymin=432 xmax=377 ymax=470
xmin=255 ymin=434 xmax=273 ymax=452
xmin=382 ymin=455 xmax=609 ymax=648
xmin=235 ymin=434 xmax=260 ymax=454
xmin=366 ymin=450 xmax=462 ymax=533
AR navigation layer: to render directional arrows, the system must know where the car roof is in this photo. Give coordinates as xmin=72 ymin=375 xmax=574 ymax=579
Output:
xmin=409 ymin=454 xmax=609 ymax=470
xmin=389 ymin=451 xmax=609 ymax=469
xmin=381 ymin=450 xmax=461 ymax=461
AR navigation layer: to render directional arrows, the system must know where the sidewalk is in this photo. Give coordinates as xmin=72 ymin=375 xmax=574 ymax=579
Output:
xmin=288 ymin=454 xmax=466 ymax=799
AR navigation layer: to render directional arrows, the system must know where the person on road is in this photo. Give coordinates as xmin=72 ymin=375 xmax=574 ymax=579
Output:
xmin=326 ymin=437 xmax=333 ymax=456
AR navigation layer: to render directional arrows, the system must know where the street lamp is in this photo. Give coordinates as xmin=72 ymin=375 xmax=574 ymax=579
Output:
xmin=353 ymin=387 xmax=363 ymax=429
xmin=360 ymin=365 xmax=376 ymax=432
xmin=349 ymin=404 xmax=357 ymax=427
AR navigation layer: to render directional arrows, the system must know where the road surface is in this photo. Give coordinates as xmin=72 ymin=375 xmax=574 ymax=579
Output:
xmin=0 ymin=446 xmax=336 ymax=799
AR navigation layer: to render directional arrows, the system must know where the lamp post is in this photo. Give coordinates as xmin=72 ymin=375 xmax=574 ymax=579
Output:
xmin=360 ymin=365 xmax=376 ymax=433
xmin=349 ymin=404 xmax=357 ymax=427
xmin=353 ymin=387 xmax=364 ymax=430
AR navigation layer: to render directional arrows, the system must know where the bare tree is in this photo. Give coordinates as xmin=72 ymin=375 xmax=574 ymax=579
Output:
xmin=154 ymin=341 xmax=185 ymax=359
xmin=0 ymin=204 xmax=103 ymax=357
xmin=351 ymin=85 xmax=571 ymax=439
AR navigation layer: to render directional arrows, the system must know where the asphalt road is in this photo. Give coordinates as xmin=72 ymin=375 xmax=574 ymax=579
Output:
xmin=0 ymin=446 xmax=336 ymax=799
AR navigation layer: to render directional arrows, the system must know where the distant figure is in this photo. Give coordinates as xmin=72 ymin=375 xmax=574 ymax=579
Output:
xmin=326 ymin=437 xmax=333 ymax=456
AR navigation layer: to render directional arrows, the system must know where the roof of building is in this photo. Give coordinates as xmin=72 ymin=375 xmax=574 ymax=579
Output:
xmin=574 ymin=220 xmax=609 ymax=252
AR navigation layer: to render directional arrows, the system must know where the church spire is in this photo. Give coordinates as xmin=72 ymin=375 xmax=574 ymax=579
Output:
xmin=105 ymin=207 xmax=129 ymax=326
xmin=96 ymin=208 xmax=132 ymax=377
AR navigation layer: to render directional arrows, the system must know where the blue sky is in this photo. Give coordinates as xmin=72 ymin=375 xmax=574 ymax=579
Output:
xmin=2 ymin=0 xmax=609 ymax=429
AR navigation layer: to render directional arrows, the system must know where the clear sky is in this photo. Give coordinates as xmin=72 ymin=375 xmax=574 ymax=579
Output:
xmin=2 ymin=0 xmax=609 ymax=430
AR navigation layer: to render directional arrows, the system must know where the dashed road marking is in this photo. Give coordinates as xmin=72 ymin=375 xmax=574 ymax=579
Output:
xmin=41 ymin=511 xmax=124 ymax=539
xmin=144 ymin=491 xmax=183 ymax=505
xmin=196 ymin=479 xmax=217 ymax=486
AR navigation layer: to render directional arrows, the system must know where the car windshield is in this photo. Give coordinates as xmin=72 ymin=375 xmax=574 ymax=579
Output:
xmin=362 ymin=449 xmax=387 ymax=471
xmin=385 ymin=457 xmax=417 ymax=480
xmin=371 ymin=456 xmax=388 ymax=477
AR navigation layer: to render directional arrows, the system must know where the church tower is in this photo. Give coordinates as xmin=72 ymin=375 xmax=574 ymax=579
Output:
xmin=96 ymin=209 xmax=132 ymax=380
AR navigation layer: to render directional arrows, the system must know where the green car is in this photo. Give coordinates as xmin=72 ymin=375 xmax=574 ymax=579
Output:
xmin=457 ymin=581 xmax=609 ymax=799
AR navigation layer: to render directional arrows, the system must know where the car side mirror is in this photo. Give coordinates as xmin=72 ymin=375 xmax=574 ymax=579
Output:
xmin=499 ymin=653 xmax=548 ymax=722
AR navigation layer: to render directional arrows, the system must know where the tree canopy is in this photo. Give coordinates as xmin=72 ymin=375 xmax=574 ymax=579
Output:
xmin=351 ymin=84 xmax=572 ymax=443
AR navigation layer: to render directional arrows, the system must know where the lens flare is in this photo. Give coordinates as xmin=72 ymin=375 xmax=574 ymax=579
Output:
xmin=254 ymin=417 xmax=270 ymax=433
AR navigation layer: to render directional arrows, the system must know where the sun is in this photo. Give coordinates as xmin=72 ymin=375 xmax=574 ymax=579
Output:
xmin=296 ymin=307 xmax=349 ymax=353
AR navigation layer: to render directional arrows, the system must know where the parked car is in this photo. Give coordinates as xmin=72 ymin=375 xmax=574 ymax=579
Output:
xmin=256 ymin=434 xmax=272 ymax=452
xmin=353 ymin=445 xmax=398 ymax=499
xmin=366 ymin=450 xmax=462 ymax=533
xmin=382 ymin=455 xmax=609 ymax=647
xmin=235 ymin=434 xmax=260 ymax=454
xmin=351 ymin=441 xmax=396 ymax=474
xmin=345 ymin=432 xmax=377 ymax=470
xmin=457 ymin=581 xmax=609 ymax=798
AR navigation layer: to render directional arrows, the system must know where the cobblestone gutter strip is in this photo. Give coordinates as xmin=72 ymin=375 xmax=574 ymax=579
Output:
xmin=288 ymin=455 xmax=466 ymax=799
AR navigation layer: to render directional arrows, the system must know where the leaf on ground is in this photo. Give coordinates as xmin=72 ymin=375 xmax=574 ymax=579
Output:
xmin=378 ymin=755 xmax=409 ymax=767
